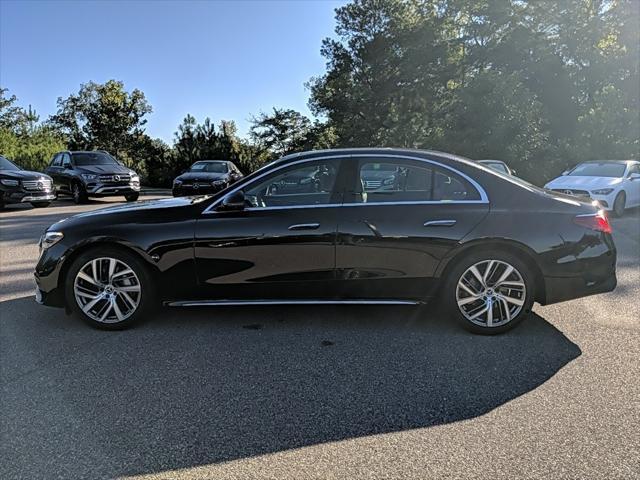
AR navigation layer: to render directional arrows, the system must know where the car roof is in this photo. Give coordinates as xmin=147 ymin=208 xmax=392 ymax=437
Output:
xmin=193 ymin=160 xmax=228 ymax=163
xmin=271 ymin=148 xmax=478 ymax=169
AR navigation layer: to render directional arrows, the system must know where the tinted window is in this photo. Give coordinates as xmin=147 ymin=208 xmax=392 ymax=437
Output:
xmin=568 ymin=162 xmax=626 ymax=178
xmin=190 ymin=161 xmax=228 ymax=173
xmin=482 ymin=162 xmax=509 ymax=174
xmin=0 ymin=156 xmax=20 ymax=170
xmin=627 ymin=164 xmax=640 ymax=176
xmin=51 ymin=154 xmax=62 ymax=167
xmin=61 ymin=153 xmax=72 ymax=167
xmin=243 ymin=160 xmax=340 ymax=208
xmin=72 ymin=152 xmax=117 ymax=166
xmin=355 ymin=160 xmax=480 ymax=203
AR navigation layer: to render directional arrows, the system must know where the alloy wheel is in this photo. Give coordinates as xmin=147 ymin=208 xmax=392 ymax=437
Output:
xmin=455 ymin=259 xmax=526 ymax=328
xmin=73 ymin=257 xmax=141 ymax=323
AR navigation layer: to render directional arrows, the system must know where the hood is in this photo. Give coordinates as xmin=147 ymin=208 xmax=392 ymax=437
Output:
xmin=0 ymin=169 xmax=53 ymax=181
xmin=75 ymin=164 xmax=134 ymax=175
xmin=48 ymin=196 xmax=207 ymax=232
xmin=544 ymin=175 xmax=622 ymax=190
xmin=175 ymin=172 xmax=228 ymax=182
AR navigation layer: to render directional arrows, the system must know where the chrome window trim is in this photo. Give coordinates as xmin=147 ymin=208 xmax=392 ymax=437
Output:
xmin=202 ymin=153 xmax=489 ymax=214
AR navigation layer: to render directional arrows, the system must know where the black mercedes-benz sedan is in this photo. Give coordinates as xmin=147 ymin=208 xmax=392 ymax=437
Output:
xmin=172 ymin=160 xmax=243 ymax=197
xmin=34 ymin=148 xmax=617 ymax=334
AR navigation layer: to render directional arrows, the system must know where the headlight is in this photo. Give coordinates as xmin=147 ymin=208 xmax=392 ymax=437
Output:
xmin=39 ymin=231 xmax=64 ymax=250
xmin=1 ymin=179 xmax=19 ymax=186
xmin=174 ymin=179 xmax=182 ymax=185
xmin=212 ymin=179 xmax=226 ymax=187
xmin=129 ymin=171 xmax=140 ymax=181
xmin=81 ymin=174 xmax=97 ymax=181
xmin=592 ymin=188 xmax=614 ymax=195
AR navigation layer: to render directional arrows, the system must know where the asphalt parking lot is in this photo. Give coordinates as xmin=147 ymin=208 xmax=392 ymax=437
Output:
xmin=1 ymin=198 xmax=639 ymax=480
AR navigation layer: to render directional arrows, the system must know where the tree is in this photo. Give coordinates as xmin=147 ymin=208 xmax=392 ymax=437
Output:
xmin=0 ymin=87 xmax=40 ymax=135
xmin=48 ymin=80 xmax=152 ymax=167
xmin=309 ymin=0 xmax=639 ymax=185
xmin=249 ymin=108 xmax=314 ymax=158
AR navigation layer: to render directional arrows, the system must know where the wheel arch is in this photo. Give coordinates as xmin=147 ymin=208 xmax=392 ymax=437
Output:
xmin=58 ymin=240 xmax=157 ymax=311
xmin=436 ymin=238 xmax=547 ymax=304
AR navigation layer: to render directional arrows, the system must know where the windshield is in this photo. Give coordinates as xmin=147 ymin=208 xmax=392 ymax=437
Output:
xmin=568 ymin=162 xmax=626 ymax=178
xmin=72 ymin=152 xmax=118 ymax=166
xmin=190 ymin=161 xmax=228 ymax=173
xmin=0 ymin=156 xmax=20 ymax=171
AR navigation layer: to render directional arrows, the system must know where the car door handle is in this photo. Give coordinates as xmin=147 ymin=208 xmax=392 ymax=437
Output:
xmin=423 ymin=219 xmax=457 ymax=227
xmin=288 ymin=223 xmax=320 ymax=231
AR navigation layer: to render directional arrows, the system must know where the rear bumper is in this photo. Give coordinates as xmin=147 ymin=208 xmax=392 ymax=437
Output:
xmin=541 ymin=270 xmax=616 ymax=305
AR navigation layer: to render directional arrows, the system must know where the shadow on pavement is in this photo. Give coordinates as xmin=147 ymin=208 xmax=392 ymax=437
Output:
xmin=1 ymin=297 xmax=581 ymax=479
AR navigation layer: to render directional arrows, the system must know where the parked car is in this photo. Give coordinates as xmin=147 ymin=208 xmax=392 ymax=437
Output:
xmin=0 ymin=155 xmax=56 ymax=209
xmin=172 ymin=160 xmax=243 ymax=197
xmin=35 ymin=148 xmax=617 ymax=334
xmin=44 ymin=151 xmax=141 ymax=204
xmin=478 ymin=159 xmax=515 ymax=176
xmin=544 ymin=160 xmax=640 ymax=217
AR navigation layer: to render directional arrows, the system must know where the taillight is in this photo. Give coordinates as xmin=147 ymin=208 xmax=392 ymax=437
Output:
xmin=573 ymin=210 xmax=612 ymax=234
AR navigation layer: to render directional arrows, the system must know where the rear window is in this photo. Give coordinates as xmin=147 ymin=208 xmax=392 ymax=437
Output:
xmin=72 ymin=152 xmax=117 ymax=166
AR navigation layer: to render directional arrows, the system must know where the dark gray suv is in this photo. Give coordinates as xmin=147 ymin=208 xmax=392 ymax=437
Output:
xmin=45 ymin=151 xmax=141 ymax=204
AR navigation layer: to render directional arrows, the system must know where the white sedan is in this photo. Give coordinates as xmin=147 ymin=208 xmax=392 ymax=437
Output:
xmin=544 ymin=160 xmax=640 ymax=217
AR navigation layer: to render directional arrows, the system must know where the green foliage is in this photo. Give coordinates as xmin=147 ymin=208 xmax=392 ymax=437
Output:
xmin=310 ymin=0 xmax=640 ymax=185
xmin=48 ymin=79 xmax=152 ymax=169
xmin=249 ymin=108 xmax=337 ymax=160
xmin=0 ymin=126 xmax=65 ymax=171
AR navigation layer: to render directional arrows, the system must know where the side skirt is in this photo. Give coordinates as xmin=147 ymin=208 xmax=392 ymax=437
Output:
xmin=164 ymin=299 xmax=424 ymax=307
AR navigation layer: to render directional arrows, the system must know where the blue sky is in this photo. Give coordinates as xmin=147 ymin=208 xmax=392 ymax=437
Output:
xmin=0 ymin=0 xmax=345 ymax=142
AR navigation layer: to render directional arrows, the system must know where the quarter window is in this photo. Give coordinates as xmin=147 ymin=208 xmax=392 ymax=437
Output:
xmin=355 ymin=159 xmax=480 ymax=203
xmin=243 ymin=160 xmax=340 ymax=208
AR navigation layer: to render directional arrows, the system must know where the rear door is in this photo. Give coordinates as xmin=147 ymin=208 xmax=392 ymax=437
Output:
xmin=335 ymin=155 xmax=490 ymax=300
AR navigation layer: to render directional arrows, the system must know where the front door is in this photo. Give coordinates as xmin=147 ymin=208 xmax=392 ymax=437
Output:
xmin=194 ymin=157 xmax=346 ymax=300
xmin=335 ymin=156 xmax=490 ymax=300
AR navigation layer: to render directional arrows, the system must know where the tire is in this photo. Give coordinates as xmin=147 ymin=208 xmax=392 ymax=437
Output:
xmin=125 ymin=192 xmax=140 ymax=202
xmin=31 ymin=201 xmax=51 ymax=208
xmin=72 ymin=182 xmax=88 ymax=204
xmin=443 ymin=249 xmax=535 ymax=335
xmin=65 ymin=246 xmax=156 ymax=330
xmin=612 ymin=191 xmax=625 ymax=218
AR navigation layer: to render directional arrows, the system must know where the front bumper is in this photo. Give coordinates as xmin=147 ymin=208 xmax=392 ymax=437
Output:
xmin=85 ymin=183 xmax=141 ymax=196
xmin=1 ymin=189 xmax=56 ymax=204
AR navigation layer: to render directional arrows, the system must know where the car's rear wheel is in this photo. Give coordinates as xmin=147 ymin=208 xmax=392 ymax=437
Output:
xmin=124 ymin=192 xmax=139 ymax=202
xmin=612 ymin=191 xmax=626 ymax=217
xmin=444 ymin=250 xmax=534 ymax=334
xmin=31 ymin=201 xmax=51 ymax=208
xmin=72 ymin=182 xmax=88 ymax=204
xmin=65 ymin=247 xmax=155 ymax=330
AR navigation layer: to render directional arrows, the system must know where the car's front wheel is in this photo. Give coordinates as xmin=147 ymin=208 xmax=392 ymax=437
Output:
xmin=125 ymin=192 xmax=139 ymax=202
xmin=612 ymin=191 xmax=626 ymax=217
xmin=72 ymin=182 xmax=88 ymax=204
xmin=31 ymin=201 xmax=51 ymax=208
xmin=444 ymin=250 xmax=534 ymax=334
xmin=65 ymin=247 xmax=155 ymax=330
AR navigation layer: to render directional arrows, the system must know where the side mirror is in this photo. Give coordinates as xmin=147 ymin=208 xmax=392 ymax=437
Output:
xmin=629 ymin=173 xmax=640 ymax=180
xmin=63 ymin=162 xmax=72 ymax=169
xmin=217 ymin=190 xmax=246 ymax=211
